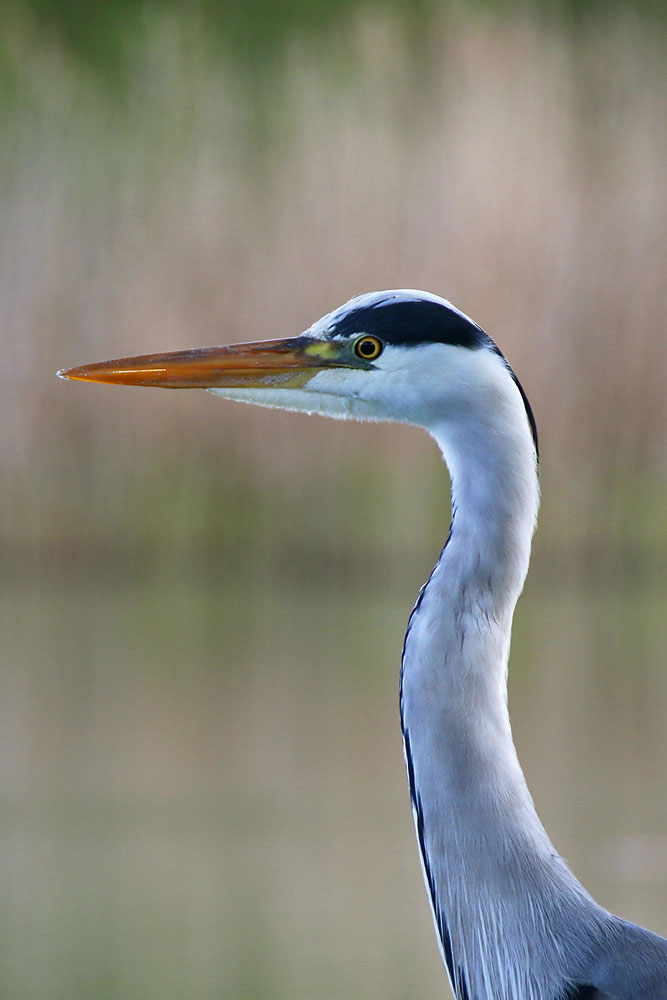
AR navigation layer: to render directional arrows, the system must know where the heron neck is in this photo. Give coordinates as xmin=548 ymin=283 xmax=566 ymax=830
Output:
xmin=404 ymin=417 xmax=540 ymax=777
xmin=436 ymin=415 xmax=539 ymax=618
xmin=399 ymin=418 xmax=590 ymax=998
xmin=403 ymin=413 xmax=541 ymax=815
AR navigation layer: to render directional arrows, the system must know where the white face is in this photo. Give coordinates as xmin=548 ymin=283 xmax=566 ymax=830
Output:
xmin=208 ymin=339 xmax=522 ymax=439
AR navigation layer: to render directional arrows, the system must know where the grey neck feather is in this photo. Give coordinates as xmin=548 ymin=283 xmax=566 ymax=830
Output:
xmin=400 ymin=409 xmax=607 ymax=1000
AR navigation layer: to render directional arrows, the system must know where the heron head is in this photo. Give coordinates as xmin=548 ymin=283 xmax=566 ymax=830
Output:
xmin=58 ymin=289 xmax=536 ymax=452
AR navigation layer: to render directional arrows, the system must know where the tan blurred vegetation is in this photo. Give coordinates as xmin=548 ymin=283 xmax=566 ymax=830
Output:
xmin=1 ymin=4 xmax=667 ymax=998
xmin=3 ymin=7 xmax=667 ymax=564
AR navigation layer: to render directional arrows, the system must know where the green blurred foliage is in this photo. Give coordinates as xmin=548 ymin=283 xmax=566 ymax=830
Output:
xmin=8 ymin=0 xmax=667 ymax=85
xmin=11 ymin=0 xmax=433 ymax=79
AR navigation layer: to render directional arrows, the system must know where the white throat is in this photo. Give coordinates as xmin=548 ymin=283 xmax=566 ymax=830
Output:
xmin=399 ymin=376 xmax=603 ymax=1000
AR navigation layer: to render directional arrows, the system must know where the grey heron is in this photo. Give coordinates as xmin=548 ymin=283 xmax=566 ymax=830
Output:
xmin=59 ymin=290 xmax=667 ymax=999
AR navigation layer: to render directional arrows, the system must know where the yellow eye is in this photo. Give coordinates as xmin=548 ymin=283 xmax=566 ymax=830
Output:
xmin=353 ymin=335 xmax=383 ymax=361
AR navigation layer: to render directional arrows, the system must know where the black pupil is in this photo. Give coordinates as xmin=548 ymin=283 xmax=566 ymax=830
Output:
xmin=359 ymin=339 xmax=377 ymax=357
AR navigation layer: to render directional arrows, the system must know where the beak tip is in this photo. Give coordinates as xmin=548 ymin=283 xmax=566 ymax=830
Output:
xmin=57 ymin=367 xmax=85 ymax=381
xmin=58 ymin=365 xmax=94 ymax=382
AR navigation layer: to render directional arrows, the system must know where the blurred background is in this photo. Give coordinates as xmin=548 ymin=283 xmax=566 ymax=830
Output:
xmin=2 ymin=0 xmax=667 ymax=996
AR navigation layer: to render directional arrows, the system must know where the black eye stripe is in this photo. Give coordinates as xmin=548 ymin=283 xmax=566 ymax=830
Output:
xmin=333 ymin=299 xmax=484 ymax=350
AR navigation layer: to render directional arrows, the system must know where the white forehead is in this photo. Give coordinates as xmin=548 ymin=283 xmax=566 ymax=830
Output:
xmin=306 ymin=289 xmax=478 ymax=340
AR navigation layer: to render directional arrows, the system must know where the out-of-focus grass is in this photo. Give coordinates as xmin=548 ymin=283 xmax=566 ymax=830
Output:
xmin=0 ymin=1 xmax=667 ymax=580
xmin=2 ymin=549 xmax=667 ymax=998
xmin=2 ymin=556 xmax=666 ymax=998
xmin=1 ymin=6 xmax=667 ymax=999
xmin=3 ymin=7 xmax=667 ymax=489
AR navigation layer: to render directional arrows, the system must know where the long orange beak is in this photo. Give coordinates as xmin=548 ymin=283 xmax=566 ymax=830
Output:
xmin=58 ymin=336 xmax=349 ymax=389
